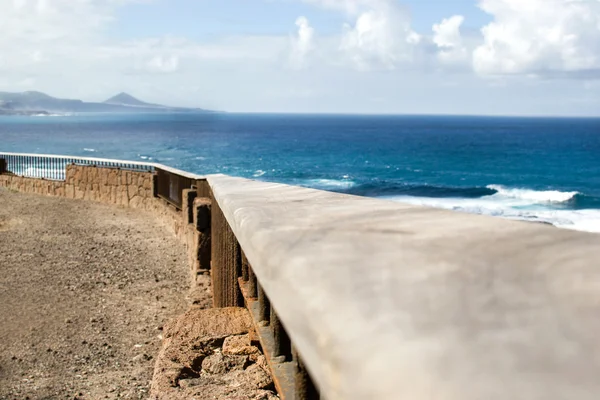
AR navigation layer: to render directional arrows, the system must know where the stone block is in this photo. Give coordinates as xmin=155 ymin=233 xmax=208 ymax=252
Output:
xmin=143 ymin=176 xmax=152 ymax=190
xmin=108 ymin=169 xmax=117 ymax=186
xmin=129 ymin=195 xmax=142 ymax=208
xmin=127 ymin=184 xmax=137 ymax=200
xmin=182 ymin=189 xmax=198 ymax=225
xmin=120 ymin=189 xmax=129 ymax=206
xmin=65 ymin=184 xmax=74 ymax=199
xmin=110 ymin=186 xmax=117 ymax=203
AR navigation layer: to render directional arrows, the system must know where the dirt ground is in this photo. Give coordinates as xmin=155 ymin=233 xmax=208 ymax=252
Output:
xmin=0 ymin=188 xmax=193 ymax=399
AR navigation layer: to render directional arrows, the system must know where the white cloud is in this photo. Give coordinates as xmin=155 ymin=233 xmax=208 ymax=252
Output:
xmin=433 ymin=15 xmax=469 ymax=66
xmin=290 ymin=16 xmax=315 ymax=69
xmin=302 ymin=0 xmax=382 ymax=14
xmin=341 ymin=8 xmax=420 ymax=69
xmin=0 ymin=0 xmax=131 ymax=73
xmin=143 ymin=55 xmax=180 ymax=73
xmin=0 ymin=0 xmax=598 ymax=115
xmin=473 ymin=0 xmax=600 ymax=77
xmin=303 ymin=0 xmax=421 ymax=70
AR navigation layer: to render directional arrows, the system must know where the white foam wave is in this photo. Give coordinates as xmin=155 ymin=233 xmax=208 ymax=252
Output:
xmin=31 ymin=113 xmax=69 ymax=117
xmin=20 ymin=166 xmax=65 ymax=179
xmin=487 ymin=185 xmax=578 ymax=203
xmin=301 ymin=179 xmax=356 ymax=190
xmin=382 ymin=195 xmax=600 ymax=233
xmin=253 ymin=170 xmax=266 ymax=178
xmin=83 ymin=148 xmax=96 ymax=152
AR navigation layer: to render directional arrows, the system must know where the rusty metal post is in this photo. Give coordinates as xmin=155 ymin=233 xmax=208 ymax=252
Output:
xmin=183 ymin=189 xmax=197 ymax=224
xmin=210 ymin=198 xmax=244 ymax=307
xmin=196 ymin=179 xmax=211 ymax=198
xmin=294 ymin=347 xmax=320 ymax=400
xmin=234 ymin=242 xmax=244 ymax=305
xmin=271 ymin=305 xmax=292 ymax=361
xmin=152 ymin=173 xmax=158 ymax=198
xmin=194 ymin=198 xmax=212 ymax=271
xmin=248 ymin=266 xmax=257 ymax=298
xmin=0 ymin=158 xmax=6 ymax=174
xmin=241 ymin=251 xmax=249 ymax=282
xmin=257 ymin=282 xmax=270 ymax=323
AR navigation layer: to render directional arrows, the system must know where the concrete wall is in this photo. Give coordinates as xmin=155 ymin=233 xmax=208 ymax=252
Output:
xmin=208 ymin=173 xmax=600 ymax=400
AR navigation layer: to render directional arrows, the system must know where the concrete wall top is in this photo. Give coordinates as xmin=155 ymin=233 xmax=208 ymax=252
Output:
xmin=207 ymin=173 xmax=600 ymax=400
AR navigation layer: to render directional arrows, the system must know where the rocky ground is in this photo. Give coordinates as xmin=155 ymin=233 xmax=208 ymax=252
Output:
xmin=0 ymin=188 xmax=192 ymax=399
xmin=149 ymin=307 xmax=278 ymax=400
xmin=0 ymin=188 xmax=278 ymax=400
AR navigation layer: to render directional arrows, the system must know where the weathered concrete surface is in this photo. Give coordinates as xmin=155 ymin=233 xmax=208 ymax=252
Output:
xmin=208 ymin=174 xmax=600 ymax=400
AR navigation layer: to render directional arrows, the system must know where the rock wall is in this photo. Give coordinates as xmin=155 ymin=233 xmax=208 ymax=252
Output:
xmin=0 ymin=174 xmax=66 ymax=197
xmin=0 ymin=165 xmax=153 ymax=208
xmin=64 ymin=165 xmax=154 ymax=208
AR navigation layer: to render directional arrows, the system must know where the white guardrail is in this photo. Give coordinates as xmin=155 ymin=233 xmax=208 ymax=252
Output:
xmin=0 ymin=151 xmax=204 ymax=181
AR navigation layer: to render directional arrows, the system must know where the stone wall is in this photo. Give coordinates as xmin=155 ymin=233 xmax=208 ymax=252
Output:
xmin=0 ymin=174 xmax=66 ymax=197
xmin=64 ymin=165 xmax=155 ymax=208
xmin=0 ymin=165 xmax=154 ymax=208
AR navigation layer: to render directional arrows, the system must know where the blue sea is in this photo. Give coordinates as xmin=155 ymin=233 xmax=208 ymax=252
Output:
xmin=1 ymin=113 xmax=600 ymax=233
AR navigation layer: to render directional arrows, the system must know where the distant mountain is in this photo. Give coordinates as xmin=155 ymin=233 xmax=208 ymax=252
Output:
xmin=0 ymin=91 xmax=210 ymax=114
xmin=103 ymin=92 xmax=164 ymax=108
xmin=0 ymin=96 xmax=49 ymax=116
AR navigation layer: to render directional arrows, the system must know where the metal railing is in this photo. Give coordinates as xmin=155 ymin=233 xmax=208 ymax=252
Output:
xmin=210 ymin=196 xmax=321 ymax=400
xmin=0 ymin=152 xmax=155 ymax=181
xmin=0 ymin=152 xmax=206 ymax=211
xmin=156 ymin=167 xmax=196 ymax=209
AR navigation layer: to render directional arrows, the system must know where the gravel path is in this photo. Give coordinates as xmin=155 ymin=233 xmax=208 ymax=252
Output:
xmin=0 ymin=188 xmax=192 ymax=399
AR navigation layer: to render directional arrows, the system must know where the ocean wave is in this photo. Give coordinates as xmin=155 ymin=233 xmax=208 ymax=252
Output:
xmin=486 ymin=185 xmax=578 ymax=203
xmin=20 ymin=166 xmax=65 ymax=179
xmin=253 ymin=170 xmax=266 ymax=177
xmin=32 ymin=113 xmax=70 ymax=117
xmin=343 ymin=182 xmax=495 ymax=199
xmin=338 ymin=181 xmax=599 ymax=208
xmin=382 ymin=195 xmax=600 ymax=233
xmin=300 ymin=178 xmax=356 ymax=190
xmin=83 ymin=148 xmax=96 ymax=152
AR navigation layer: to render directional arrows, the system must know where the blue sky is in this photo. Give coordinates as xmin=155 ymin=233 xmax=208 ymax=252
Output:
xmin=110 ymin=0 xmax=491 ymax=39
xmin=1 ymin=0 xmax=599 ymax=116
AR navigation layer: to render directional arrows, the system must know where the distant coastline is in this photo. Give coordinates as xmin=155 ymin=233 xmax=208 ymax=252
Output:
xmin=0 ymin=91 xmax=211 ymax=115
xmin=0 ymin=108 xmax=49 ymax=116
